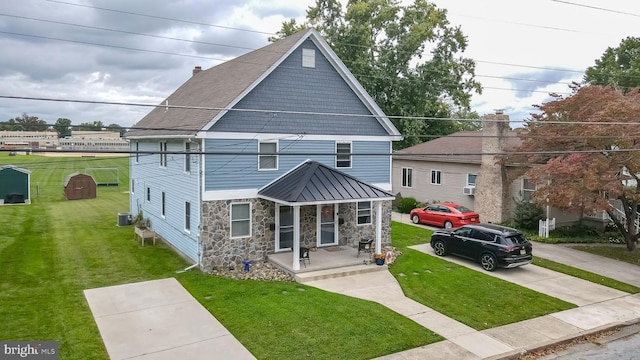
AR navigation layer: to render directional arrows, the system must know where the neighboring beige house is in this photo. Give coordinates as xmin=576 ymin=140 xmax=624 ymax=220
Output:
xmin=392 ymin=112 xmax=587 ymax=226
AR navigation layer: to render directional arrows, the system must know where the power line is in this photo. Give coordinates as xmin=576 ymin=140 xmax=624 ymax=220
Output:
xmin=4 ymin=95 xmax=640 ymax=126
xmin=44 ymin=0 xmax=274 ymax=35
xmin=551 ymin=0 xmax=640 ymax=17
xmin=0 ymin=12 xmax=586 ymax=90
xmin=2 ymin=147 xmax=640 ymax=157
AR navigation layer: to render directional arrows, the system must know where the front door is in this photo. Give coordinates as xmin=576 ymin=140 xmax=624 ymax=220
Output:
xmin=277 ymin=205 xmax=293 ymax=251
xmin=318 ymin=204 xmax=337 ymax=246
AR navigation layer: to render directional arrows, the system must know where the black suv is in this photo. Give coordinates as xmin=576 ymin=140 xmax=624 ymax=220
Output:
xmin=430 ymin=223 xmax=532 ymax=271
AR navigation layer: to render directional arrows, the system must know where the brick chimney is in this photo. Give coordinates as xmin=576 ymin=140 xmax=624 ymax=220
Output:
xmin=474 ymin=112 xmax=510 ymax=223
xmin=192 ymin=66 xmax=202 ymax=76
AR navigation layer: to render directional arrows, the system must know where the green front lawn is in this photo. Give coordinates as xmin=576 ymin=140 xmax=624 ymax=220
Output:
xmin=570 ymin=244 xmax=640 ymax=266
xmin=389 ymin=222 xmax=576 ymax=330
xmin=532 ymin=256 xmax=640 ymax=294
xmin=0 ymin=154 xmax=439 ymax=360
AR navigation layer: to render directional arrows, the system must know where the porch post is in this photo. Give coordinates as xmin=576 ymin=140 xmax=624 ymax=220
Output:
xmin=292 ymin=205 xmax=301 ymax=271
xmin=375 ymin=201 xmax=382 ymax=254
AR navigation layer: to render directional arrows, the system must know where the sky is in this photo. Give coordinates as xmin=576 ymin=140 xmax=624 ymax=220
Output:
xmin=1 ymin=0 xmax=639 ymax=129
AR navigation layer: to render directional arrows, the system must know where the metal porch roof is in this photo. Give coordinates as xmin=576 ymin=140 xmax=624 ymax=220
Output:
xmin=257 ymin=160 xmax=395 ymax=206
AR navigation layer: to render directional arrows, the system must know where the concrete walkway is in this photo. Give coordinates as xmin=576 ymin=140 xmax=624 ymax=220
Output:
xmin=84 ymin=278 xmax=255 ymax=360
xmin=307 ymin=213 xmax=640 ymax=359
xmin=83 ymin=213 xmax=640 ymax=360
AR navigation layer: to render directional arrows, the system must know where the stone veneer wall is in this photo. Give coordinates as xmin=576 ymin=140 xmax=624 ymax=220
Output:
xmin=200 ymin=198 xmax=275 ymax=270
xmin=200 ymin=199 xmax=393 ymax=270
xmin=338 ymin=201 xmax=392 ymax=248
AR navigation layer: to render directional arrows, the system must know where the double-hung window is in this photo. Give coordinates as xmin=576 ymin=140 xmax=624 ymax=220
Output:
xmin=258 ymin=141 xmax=278 ymax=170
xmin=159 ymin=141 xmax=167 ymax=168
xmin=357 ymin=201 xmax=372 ymax=225
xmin=231 ymin=203 xmax=251 ymax=238
xmin=184 ymin=142 xmax=191 ymax=173
xmin=402 ymin=167 xmax=413 ymax=188
xmin=336 ymin=142 xmax=351 ymax=168
xmin=185 ymin=201 xmax=191 ymax=231
xmin=522 ymin=179 xmax=536 ymax=202
xmin=431 ymin=170 xmax=442 ymax=185
xmin=161 ymin=192 xmax=166 ymax=218
xmin=467 ymin=173 xmax=477 ymax=186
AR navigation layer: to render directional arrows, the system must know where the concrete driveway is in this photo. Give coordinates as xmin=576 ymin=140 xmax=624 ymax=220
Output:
xmin=84 ymin=278 xmax=255 ymax=360
xmin=409 ymin=243 xmax=628 ymax=306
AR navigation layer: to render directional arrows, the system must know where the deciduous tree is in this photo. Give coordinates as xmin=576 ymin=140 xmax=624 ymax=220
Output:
xmin=273 ymin=0 xmax=481 ymax=149
xmin=54 ymin=118 xmax=72 ymax=138
xmin=77 ymin=121 xmax=104 ymax=131
xmin=511 ymin=85 xmax=640 ymax=251
xmin=106 ymin=123 xmax=125 ymax=136
xmin=584 ymin=36 xmax=640 ymax=92
xmin=12 ymin=113 xmax=47 ymax=131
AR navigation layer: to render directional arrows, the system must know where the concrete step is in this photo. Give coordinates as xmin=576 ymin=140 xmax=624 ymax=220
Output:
xmin=294 ymin=263 xmax=388 ymax=283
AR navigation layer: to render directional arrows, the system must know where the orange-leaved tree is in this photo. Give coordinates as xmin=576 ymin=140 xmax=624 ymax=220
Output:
xmin=510 ymin=85 xmax=640 ymax=251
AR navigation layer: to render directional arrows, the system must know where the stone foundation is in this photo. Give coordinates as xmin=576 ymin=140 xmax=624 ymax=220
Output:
xmin=200 ymin=199 xmax=393 ymax=271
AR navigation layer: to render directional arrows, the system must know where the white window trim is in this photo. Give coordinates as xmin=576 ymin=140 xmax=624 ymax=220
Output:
xmin=336 ymin=141 xmax=352 ymax=169
xmin=467 ymin=173 xmax=477 ymax=186
xmin=430 ymin=169 xmax=442 ymax=185
xmin=230 ymin=202 xmax=252 ymax=239
xmin=184 ymin=141 xmax=191 ymax=174
xmin=131 ymin=178 xmax=135 ymax=194
xmin=159 ymin=141 xmax=167 ymax=168
xmin=258 ymin=140 xmax=278 ymax=171
xmin=184 ymin=201 xmax=191 ymax=233
xmin=161 ymin=191 xmax=166 ymax=219
xmin=521 ymin=178 xmax=536 ymax=202
xmin=146 ymin=187 xmax=151 ymax=203
xmin=302 ymin=48 xmax=315 ymax=68
xmin=135 ymin=142 xmax=139 ymax=164
xmin=356 ymin=201 xmax=372 ymax=226
xmin=402 ymin=167 xmax=413 ymax=188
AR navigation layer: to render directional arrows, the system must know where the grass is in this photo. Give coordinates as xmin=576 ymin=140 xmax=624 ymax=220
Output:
xmin=532 ymin=257 xmax=640 ymax=294
xmin=389 ymin=222 xmax=576 ymax=330
xmin=177 ymin=272 xmax=440 ymax=359
xmin=0 ymin=153 xmax=439 ymax=360
xmin=570 ymin=244 xmax=640 ymax=266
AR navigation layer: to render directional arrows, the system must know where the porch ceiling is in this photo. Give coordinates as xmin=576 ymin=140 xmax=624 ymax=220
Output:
xmin=257 ymin=160 xmax=395 ymax=206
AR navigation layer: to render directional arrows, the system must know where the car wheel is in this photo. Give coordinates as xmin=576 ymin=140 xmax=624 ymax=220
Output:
xmin=480 ymin=253 xmax=497 ymax=272
xmin=432 ymin=240 xmax=447 ymax=256
xmin=412 ymin=215 xmax=420 ymax=224
xmin=444 ymin=220 xmax=453 ymax=229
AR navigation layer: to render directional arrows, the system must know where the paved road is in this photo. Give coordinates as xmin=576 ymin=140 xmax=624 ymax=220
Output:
xmin=537 ymin=322 xmax=640 ymax=360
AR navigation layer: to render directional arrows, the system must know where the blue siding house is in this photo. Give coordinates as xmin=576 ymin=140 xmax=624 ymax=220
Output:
xmin=125 ymin=28 xmax=401 ymax=272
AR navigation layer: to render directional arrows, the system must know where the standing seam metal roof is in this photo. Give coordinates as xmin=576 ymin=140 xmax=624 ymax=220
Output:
xmin=258 ymin=160 xmax=394 ymax=205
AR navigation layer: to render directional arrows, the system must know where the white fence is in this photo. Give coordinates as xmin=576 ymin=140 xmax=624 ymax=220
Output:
xmin=538 ymin=218 xmax=556 ymax=238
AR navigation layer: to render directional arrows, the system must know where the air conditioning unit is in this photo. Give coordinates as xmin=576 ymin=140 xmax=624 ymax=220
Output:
xmin=463 ymin=186 xmax=475 ymax=196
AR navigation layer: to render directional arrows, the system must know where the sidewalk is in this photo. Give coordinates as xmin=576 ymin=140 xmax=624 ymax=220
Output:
xmin=305 ymin=213 xmax=640 ymax=359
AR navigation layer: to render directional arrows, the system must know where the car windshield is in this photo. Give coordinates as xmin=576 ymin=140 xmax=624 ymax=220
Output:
xmin=503 ymin=234 xmax=528 ymax=246
xmin=453 ymin=205 xmax=473 ymax=213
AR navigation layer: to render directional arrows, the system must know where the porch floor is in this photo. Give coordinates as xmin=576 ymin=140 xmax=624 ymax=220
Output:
xmin=267 ymin=246 xmax=387 ymax=283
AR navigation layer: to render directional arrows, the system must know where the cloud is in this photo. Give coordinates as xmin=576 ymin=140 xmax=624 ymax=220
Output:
xmin=0 ymin=0 xmax=313 ymax=127
xmin=500 ymin=69 xmax=576 ymax=99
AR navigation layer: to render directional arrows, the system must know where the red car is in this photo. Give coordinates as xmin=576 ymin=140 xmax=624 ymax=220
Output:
xmin=409 ymin=203 xmax=480 ymax=229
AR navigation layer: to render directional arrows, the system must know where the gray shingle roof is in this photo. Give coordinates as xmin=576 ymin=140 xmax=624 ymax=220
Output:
xmin=393 ymin=131 xmax=522 ymax=164
xmin=258 ymin=160 xmax=395 ymax=205
xmin=126 ymin=30 xmax=309 ymax=137
xmin=125 ymin=28 xmax=399 ymax=138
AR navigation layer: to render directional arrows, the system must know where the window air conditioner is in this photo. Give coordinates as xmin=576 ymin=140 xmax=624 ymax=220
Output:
xmin=463 ymin=186 xmax=475 ymax=196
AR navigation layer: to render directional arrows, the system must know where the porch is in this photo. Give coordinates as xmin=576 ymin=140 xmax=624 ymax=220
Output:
xmin=267 ymin=245 xmax=387 ymax=283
